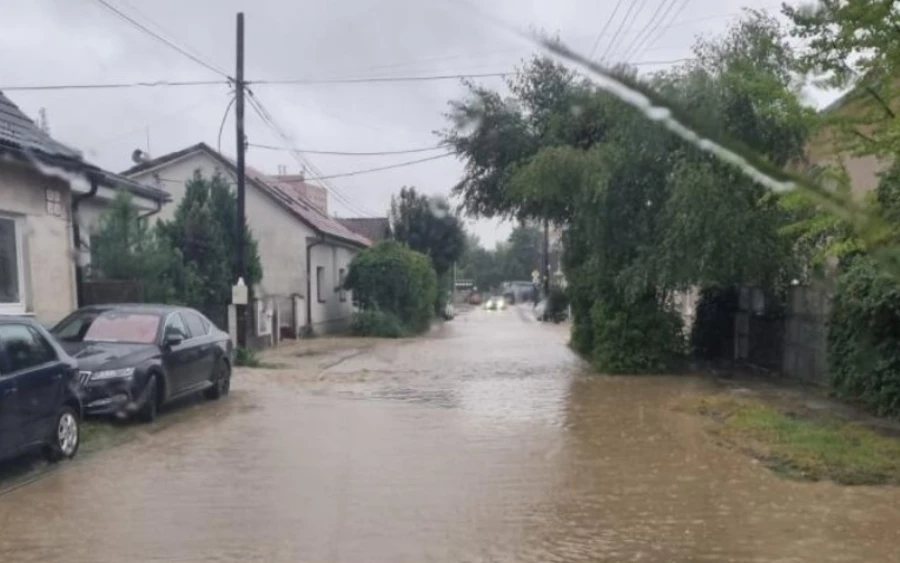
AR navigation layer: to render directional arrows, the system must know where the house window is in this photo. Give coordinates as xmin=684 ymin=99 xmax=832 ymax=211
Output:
xmin=45 ymin=187 xmax=64 ymax=217
xmin=316 ymin=266 xmax=326 ymax=303
xmin=338 ymin=268 xmax=347 ymax=302
xmin=0 ymin=216 xmax=25 ymax=315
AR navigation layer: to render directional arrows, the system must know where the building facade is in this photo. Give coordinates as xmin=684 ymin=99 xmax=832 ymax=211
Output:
xmin=122 ymin=143 xmax=370 ymax=334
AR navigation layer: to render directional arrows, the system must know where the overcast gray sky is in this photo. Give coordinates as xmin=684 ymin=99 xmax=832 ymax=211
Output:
xmin=1 ymin=0 xmax=837 ymax=247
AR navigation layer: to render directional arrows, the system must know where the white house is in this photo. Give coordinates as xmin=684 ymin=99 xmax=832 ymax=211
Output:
xmin=0 ymin=92 xmax=168 ymax=324
xmin=121 ymin=143 xmax=371 ymax=335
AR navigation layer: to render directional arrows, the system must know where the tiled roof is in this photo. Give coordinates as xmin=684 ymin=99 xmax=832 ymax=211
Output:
xmin=245 ymin=166 xmax=371 ymax=247
xmin=338 ymin=217 xmax=391 ymax=242
xmin=122 ymin=143 xmax=371 ymax=248
xmin=0 ymin=91 xmax=83 ymax=161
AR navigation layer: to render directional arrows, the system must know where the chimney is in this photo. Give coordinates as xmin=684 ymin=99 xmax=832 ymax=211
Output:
xmin=273 ymin=172 xmax=327 ymax=215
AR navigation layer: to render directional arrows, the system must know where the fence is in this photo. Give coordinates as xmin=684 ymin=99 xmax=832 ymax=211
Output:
xmin=781 ymin=281 xmax=831 ymax=385
xmin=80 ymin=280 xmax=143 ymax=305
xmin=729 ymin=283 xmax=831 ymax=383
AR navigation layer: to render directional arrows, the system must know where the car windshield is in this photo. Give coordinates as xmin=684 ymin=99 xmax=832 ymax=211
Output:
xmin=54 ymin=310 xmax=161 ymax=344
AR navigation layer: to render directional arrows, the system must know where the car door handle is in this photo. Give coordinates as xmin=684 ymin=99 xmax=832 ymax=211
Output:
xmin=3 ymin=387 xmax=16 ymax=396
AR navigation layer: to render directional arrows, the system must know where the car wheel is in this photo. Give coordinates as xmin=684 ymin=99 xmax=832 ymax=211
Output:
xmin=45 ymin=406 xmax=80 ymax=463
xmin=138 ymin=376 xmax=159 ymax=423
xmin=205 ymin=360 xmax=231 ymax=400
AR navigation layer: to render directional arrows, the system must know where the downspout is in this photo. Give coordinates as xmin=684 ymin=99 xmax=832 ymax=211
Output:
xmin=305 ymin=235 xmax=326 ymax=337
xmin=71 ymin=175 xmax=100 ymax=307
xmin=138 ymin=195 xmax=164 ymax=220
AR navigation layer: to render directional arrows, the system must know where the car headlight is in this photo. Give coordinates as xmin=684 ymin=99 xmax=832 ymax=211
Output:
xmin=90 ymin=367 xmax=135 ymax=381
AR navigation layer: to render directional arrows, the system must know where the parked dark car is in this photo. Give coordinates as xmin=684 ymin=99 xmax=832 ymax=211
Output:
xmin=0 ymin=316 xmax=82 ymax=464
xmin=51 ymin=305 xmax=233 ymax=422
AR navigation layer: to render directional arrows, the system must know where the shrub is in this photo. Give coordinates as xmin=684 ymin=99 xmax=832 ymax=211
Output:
xmin=350 ymin=310 xmax=405 ymax=338
xmin=828 ymin=256 xmax=900 ymax=417
xmin=344 ymin=241 xmax=438 ymax=335
xmin=589 ymin=294 xmax=685 ymax=373
xmin=235 ymin=347 xmax=261 ymax=367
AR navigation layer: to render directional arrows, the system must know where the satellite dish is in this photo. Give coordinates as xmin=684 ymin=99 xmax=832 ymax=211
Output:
xmin=131 ymin=148 xmax=150 ymax=164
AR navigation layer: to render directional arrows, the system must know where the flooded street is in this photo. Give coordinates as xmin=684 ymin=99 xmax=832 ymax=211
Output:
xmin=2 ymin=306 xmax=900 ymax=562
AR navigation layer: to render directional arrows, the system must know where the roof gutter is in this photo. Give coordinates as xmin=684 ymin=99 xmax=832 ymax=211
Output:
xmin=304 ymin=234 xmax=327 ymax=337
xmin=138 ymin=194 xmax=164 ymax=220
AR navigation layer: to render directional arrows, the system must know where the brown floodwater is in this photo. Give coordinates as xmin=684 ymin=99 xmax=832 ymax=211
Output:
xmin=1 ymin=305 xmax=899 ymax=562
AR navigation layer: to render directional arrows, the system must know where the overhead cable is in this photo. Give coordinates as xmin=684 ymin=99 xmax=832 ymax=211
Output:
xmin=90 ymin=0 xmax=230 ymax=78
xmin=248 ymin=142 xmax=447 ymax=156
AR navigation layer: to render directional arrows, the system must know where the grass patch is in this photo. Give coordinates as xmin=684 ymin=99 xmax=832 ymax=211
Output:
xmin=686 ymin=394 xmax=900 ymax=485
xmin=235 ymin=347 xmax=261 ymax=367
xmin=234 ymin=348 xmax=280 ymax=369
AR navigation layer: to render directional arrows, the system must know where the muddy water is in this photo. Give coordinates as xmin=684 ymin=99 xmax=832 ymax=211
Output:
xmin=1 ymin=306 xmax=899 ymax=562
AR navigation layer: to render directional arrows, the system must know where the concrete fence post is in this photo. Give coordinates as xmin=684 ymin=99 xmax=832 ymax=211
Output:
xmin=227 ymin=304 xmax=237 ymax=348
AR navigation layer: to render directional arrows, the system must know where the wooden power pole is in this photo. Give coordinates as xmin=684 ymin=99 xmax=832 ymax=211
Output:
xmin=235 ymin=12 xmax=248 ymax=348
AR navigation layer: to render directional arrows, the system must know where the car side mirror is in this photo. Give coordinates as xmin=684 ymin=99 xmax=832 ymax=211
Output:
xmin=164 ymin=333 xmax=183 ymax=347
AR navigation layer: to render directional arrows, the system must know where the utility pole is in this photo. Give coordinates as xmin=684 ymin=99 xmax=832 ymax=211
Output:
xmin=235 ymin=12 xmax=248 ymax=348
xmin=542 ymin=219 xmax=550 ymax=298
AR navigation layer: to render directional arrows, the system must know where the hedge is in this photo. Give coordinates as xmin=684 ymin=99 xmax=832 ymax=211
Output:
xmin=344 ymin=241 xmax=438 ymax=335
xmin=828 ymin=256 xmax=900 ymax=417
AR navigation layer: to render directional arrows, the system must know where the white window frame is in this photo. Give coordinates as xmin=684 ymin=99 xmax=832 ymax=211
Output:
xmin=0 ymin=214 xmax=26 ymax=316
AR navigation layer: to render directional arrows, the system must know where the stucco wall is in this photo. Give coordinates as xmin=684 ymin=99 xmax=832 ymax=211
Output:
xmin=0 ymin=162 xmax=77 ymax=324
xmin=309 ymin=243 xmax=356 ymax=332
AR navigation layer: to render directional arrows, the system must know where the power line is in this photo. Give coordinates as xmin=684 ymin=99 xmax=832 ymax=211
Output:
xmin=248 ymin=142 xmax=447 ymax=156
xmin=0 ymin=56 xmax=694 ymax=93
xmin=302 ymin=153 xmax=456 ymax=181
xmin=218 ymin=95 xmax=236 ymax=153
xmin=619 ymin=0 xmax=681 ymax=62
xmin=590 ymin=0 xmax=628 ymax=59
xmin=0 ymin=80 xmax=227 ymax=91
xmin=244 ymin=91 xmax=378 ymax=217
xmin=599 ymin=0 xmax=641 ymax=61
xmin=637 ymin=0 xmax=694 ymax=57
xmin=603 ymin=0 xmax=651 ymax=62
xmin=89 ymin=0 xmax=230 ymax=78
xmin=251 ymin=72 xmax=510 ymax=86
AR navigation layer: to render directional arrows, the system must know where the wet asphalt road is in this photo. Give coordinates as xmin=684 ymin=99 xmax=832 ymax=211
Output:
xmin=2 ymin=305 xmax=900 ymax=562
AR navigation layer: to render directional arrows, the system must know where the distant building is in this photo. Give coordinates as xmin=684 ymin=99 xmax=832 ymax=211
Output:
xmin=121 ymin=142 xmax=370 ymax=335
xmin=804 ymin=84 xmax=894 ymax=197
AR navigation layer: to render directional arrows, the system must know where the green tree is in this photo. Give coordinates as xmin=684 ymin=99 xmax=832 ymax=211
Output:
xmin=785 ymin=0 xmax=900 ymax=156
xmin=207 ymin=172 xmax=263 ymax=288
xmin=444 ymin=11 xmax=810 ymax=372
xmin=157 ymin=171 xmax=235 ymax=306
xmin=390 ymin=186 xmax=465 ymax=277
xmin=504 ymin=224 xmax=543 ymax=281
xmin=90 ymin=191 xmax=177 ymax=302
xmin=441 ymin=57 xmax=579 ymax=221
